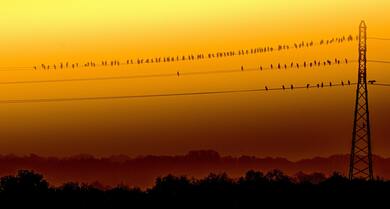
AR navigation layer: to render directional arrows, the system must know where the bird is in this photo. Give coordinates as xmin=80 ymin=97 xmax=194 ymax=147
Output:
xmin=341 ymin=81 xmax=344 ymax=86
xmin=348 ymin=80 xmax=351 ymax=85
xmin=33 ymin=66 xmax=37 ymax=70
xmin=291 ymin=85 xmax=294 ymax=90
xmin=345 ymin=58 xmax=348 ymax=64
xmin=241 ymin=66 xmax=244 ymax=71
xmin=270 ymin=64 xmax=273 ymax=69
xmin=282 ymin=85 xmax=285 ymax=90
xmin=278 ymin=64 xmax=281 ymax=69
xmin=177 ymin=72 xmax=180 ymax=77
xmin=260 ymin=66 xmax=263 ymax=71
xmin=265 ymin=86 xmax=268 ymax=91
xmin=306 ymin=84 xmax=310 ymax=88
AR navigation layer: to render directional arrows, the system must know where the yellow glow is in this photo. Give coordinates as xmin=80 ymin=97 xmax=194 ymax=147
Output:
xmin=0 ymin=0 xmax=389 ymax=159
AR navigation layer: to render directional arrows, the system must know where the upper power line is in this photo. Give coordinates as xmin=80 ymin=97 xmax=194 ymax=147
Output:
xmin=30 ymin=34 xmax=358 ymax=71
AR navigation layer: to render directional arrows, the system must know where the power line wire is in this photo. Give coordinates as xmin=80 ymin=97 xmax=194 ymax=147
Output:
xmin=0 ymin=59 xmax=356 ymax=85
xmin=367 ymin=60 xmax=390 ymax=64
xmin=368 ymin=37 xmax=390 ymax=41
xmin=371 ymin=83 xmax=390 ymax=87
xmin=0 ymin=81 xmax=357 ymax=104
xmin=30 ymin=34 xmax=357 ymax=71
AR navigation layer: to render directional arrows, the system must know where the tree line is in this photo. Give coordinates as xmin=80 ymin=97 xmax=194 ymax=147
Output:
xmin=0 ymin=169 xmax=388 ymax=208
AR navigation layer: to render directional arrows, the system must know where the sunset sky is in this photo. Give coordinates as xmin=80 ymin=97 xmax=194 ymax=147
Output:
xmin=0 ymin=0 xmax=389 ymax=160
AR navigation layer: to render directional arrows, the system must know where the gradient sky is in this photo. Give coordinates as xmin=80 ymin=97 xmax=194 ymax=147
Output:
xmin=0 ymin=0 xmax=389 ymax=160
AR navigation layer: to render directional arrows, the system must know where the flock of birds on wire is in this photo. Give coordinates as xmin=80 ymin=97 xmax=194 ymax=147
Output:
xmin=34 ymin=35 xmax=358 ymax=71
xmin=262 ymin=79 xmax=378 ymax=91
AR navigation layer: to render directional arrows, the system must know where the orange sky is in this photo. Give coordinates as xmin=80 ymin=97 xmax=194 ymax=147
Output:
xmin=0 ymin=0 xmax=389 ymax=160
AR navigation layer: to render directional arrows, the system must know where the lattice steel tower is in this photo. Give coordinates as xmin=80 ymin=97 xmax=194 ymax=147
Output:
xmin=349 ymin=21 xmax=373 ymax=180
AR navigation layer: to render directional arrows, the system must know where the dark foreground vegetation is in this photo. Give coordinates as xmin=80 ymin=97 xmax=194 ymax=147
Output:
xmin=0 ymin=170 xmax=389 ymax=208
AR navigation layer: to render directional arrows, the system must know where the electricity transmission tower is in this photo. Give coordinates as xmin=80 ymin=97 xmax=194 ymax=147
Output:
xmin=349 ymin=21 xmax=374 ymax=180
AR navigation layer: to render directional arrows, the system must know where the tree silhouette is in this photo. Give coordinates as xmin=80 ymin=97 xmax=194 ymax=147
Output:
xmin=0 ymin=170 xmax=48 ymax=193
xmin=0 ymin=169 xmax=389 ymax=208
